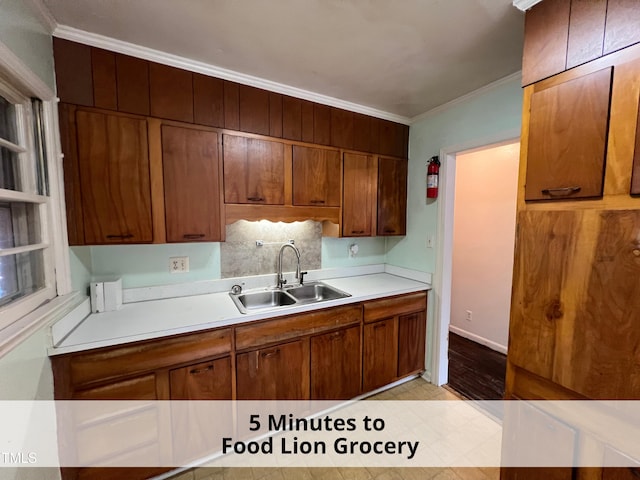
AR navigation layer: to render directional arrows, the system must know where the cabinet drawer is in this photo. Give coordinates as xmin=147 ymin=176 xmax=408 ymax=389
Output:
xmin=364 ymin=292 xmax=427 ymax=323
xmin=235 ymin=304 xmax=361 ymax=351
xmin=68 ymin=328 xmax=231 ymax=388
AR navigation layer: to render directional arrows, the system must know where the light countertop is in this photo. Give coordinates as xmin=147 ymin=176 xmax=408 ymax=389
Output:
xmin=50 ymin=272 xmax=430 ymax=356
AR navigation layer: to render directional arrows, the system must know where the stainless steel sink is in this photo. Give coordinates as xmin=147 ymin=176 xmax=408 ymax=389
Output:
xmin=229 ymin=281 xmax=350 ymax=314
xmin=287 ymin=282 xmax=350 ymax=302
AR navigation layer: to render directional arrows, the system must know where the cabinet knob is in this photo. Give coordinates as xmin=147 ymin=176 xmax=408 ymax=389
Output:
xmin=541 ymin=186 xmax=581 ymax=197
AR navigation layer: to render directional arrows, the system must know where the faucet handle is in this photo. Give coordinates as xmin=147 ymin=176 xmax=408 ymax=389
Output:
xmin=299 ymin=271 xmax=308 ymax=285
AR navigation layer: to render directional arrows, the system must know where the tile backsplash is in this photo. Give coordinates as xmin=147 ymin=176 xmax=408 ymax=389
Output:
xmin=221 ymin=220 xmax=321 ymax=278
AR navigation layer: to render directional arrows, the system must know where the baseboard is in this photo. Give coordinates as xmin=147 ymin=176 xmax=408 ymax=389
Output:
xmin=448 ymin=325 xmax=508 ymax=355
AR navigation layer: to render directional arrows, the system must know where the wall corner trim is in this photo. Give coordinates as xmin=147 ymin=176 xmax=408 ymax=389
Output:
xmin=52 ymin=24 xmax=411 ymax=125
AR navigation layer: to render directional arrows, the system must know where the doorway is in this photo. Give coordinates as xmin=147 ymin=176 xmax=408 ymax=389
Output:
xmin=430 ymin=137 xmax=520 ymax=391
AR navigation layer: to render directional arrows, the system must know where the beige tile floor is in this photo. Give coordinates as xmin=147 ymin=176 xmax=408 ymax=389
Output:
xmin=166 ymin=378 xmax=500 ymax=480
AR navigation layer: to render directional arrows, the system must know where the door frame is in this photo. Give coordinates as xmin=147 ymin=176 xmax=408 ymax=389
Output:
xmin=430 ymin=129 xmax=521 ymax=386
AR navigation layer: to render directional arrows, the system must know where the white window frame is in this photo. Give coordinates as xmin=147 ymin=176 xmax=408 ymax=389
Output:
xmin=0 ymin=40 xmax=72 ymax=352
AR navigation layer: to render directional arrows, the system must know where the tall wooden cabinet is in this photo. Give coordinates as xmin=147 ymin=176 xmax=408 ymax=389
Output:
xmin=505 ymin=2 xmax=640 ymax=478
xmin=377 ymin=156 xmax=408 ymax=236
xmin=75 ymin=109 xmax=153 ymax=244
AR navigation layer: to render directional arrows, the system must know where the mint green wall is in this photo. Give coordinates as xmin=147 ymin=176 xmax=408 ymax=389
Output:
xmin=385 ymin=76 xmax=524 ymax=273
xmin=322 ymin=237 xmax=386 ymax=268
xmin=0 ymin=0 xmax=54 ymax=90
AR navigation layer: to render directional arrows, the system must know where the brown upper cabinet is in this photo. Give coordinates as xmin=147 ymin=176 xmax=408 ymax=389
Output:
xmin=193 ymin=74 xmax=224 ymax=127
xmin=292 ymin=145 xmax=341 ymax=207
xmin=162 ymin=125 xmax=223 ymax=242
xmin=523 ymin=0 xmax=640 ymax=85
xmin=222 ymin=134 xmax=285 ymax=205
xmin=377 ymin=156 xmax=408 ymax=236
xmin=53 ymin=38 xmax=94 ymax=107
xmin=75 ymin=109 xmax=153 ymax=244
xmin=342 ymin=152 xmax=377 ymax=237
xmin=238 ymin=85 xmax=270 ymax=135
xmin=116 ymin=54 xmax=150 ymax=115
xmin=149 ymin=64 xmax=194 ymax=123
xmin=525 ymin=67 xmax=613 ymax=201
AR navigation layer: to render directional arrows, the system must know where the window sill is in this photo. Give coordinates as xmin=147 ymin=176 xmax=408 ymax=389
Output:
xmin=0 ymin=291 xmax=85 ymax=359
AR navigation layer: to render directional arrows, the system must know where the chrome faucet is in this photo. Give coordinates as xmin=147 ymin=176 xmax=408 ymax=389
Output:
xmin=277 ymin=243 xmax=302 ymax=288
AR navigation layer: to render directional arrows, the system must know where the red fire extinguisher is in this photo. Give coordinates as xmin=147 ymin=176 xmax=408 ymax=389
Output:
xmin=427 ymin=156 xmax=440 ymax=199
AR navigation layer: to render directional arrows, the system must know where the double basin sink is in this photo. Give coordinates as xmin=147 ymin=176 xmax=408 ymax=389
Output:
xmin=230 ymin=281 xmax=351 ymax=314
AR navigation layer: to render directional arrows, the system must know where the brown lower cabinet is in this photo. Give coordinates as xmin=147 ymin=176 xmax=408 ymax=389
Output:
xmin=52 ymin=292 xmax=427 ymax=479
xmin=236 ymin=339 xmax=310 ymax=400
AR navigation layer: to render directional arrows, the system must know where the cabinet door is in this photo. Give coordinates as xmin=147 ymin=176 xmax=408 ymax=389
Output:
xmin=397 ymin=311 xmax=426 ymax=377
xmin=566 ymin=0 xmax=607 ymax=69
xmin=292 ymin=145 xmax=341 ymax=207
xmin=193 ymin=74 xmax=224 ymax=127
xmin=342 ymin=153 xmax=376 ymax=237
xmin=223 ymin=135 xmax=285 ymax=205
xmin=76 ymin=110 xmax=152 ymax=244
xmin=115 ymin=54 xmax=150 ymax=115
xmin=239 ymin=85 xmax=270 ymax=135
xmin=604 ymin=0 xmax=640 ymax=55
xmin=53 ymin=38 xmax=93 ymax=107
xmin=236 ymin=339 xmax=310 ymax=400
xmin=521 ymin=0 xmax=571 ymax=86
xmin=377 ymin=156 xmax=407 ymax=236
xmin=311 ymin=326 xmax=361 ymax=400
xmin=363 ymin=319 xmax=398 ymax=392
xmin=162 ymin=125 xmax=222 ymax=242
xmin=170 ymin=356 xmax=231 ymax=399
xmin=525 ymin=67 xmax=612 ymax=201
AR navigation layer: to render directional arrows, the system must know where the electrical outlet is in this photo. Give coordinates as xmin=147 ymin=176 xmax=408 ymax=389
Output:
xmin=465 ymin=310 xmax=472 ymax=322
xmin=169 ymin=256 xmax=189 ymax=274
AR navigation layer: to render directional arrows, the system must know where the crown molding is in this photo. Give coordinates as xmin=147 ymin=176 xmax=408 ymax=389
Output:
xmin=0 ymin=40 xmax=54 ymax=99
xmin=53 ymin=25 xmax=411 ymax=125
xmin=22 ymin=0 xmax=57 ymax=33
xmin=409 ymin=71 xmax=522 ymax=124
xmin=512 ymin=0 xmax=543 ymax=11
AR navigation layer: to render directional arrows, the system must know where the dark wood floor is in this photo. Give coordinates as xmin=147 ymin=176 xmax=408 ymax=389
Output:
xmin=447 ymin=332 xmax=507 ymax=401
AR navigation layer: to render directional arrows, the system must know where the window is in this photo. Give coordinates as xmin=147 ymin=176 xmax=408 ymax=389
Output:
xmin=0 ymin=78 xmax=64 ymax=337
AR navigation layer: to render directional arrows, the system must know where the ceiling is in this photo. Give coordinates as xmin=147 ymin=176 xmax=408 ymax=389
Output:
xmin=41 ymin=0 xmax=525 ymax=121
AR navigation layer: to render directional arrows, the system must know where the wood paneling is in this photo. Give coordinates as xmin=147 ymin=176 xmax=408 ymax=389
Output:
xmin=223 ymin=81 xmax=240 ymax=130
xmin=377 ymin=156 xmax=407 ymax=236
xmin=239 ymin=85 xmax=270 ymax=135
xmin=236 ymin=339 xmax=310 ymax=400
xmin=292 ymin=145 xmax=341 ymax=206
xmin=330 ymin=107 xmax=354 ymax=149
xmin=353 ymin=113 xmax=372 ymax=153
xmin=149 ymin=63 xmax=193 ymax=123
xmin=222 ymin=135 xmax=285 ymax=205
xmin=193 ymin=74 xmax=224 ymax=127
xmin=269 ymin=92 xmax=283 ymax=137
xmin=58 ymin=104 xmax=84 ymax=245
xmin=363 ymin=319 xmax=398 ymax=392
xmin=76 ymin=110 xmax=152 ymax=244
xmin=632 ymin=101 xmax=640 ymax=195
xmin=566 ymin=0 xmax=607 ymax=68
xmin=379 ymin=119 xmax=406 ymax=158
xmin=162 ymin=125 xmax=222 ymax=242
xmin=521 ymin=0 xmax=571 ymax=86
xmin=313 ymin=104 xmax=331 ymax=145
xmin=604 ymin=0 xmax=640 ymax=55
xmin=115 ymin=55 xmax=150 ymax=115
xmin=91 ymin=48 xmax=117 ymax=110
xmin=53 ymin=38 xmax=93 ymax=106
xmin=301 ymin=99 xmax=314 ymax=143
xmin=170 ymin=356 xmax=232 ymax=399
xmin=525 ymin=67 xmax=612 ymax=201
xmin=311 ymin=326 xmax=361 ymax=400
xmin=342 ymin=153 xmax=376 ymax=237
xmin=397 ymin=311 xmax=426 ymax=377
xmin=73 ymin=374 xmax=157 ymax=400
xmin=282 ymin=96 xmax=302 ymax=140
